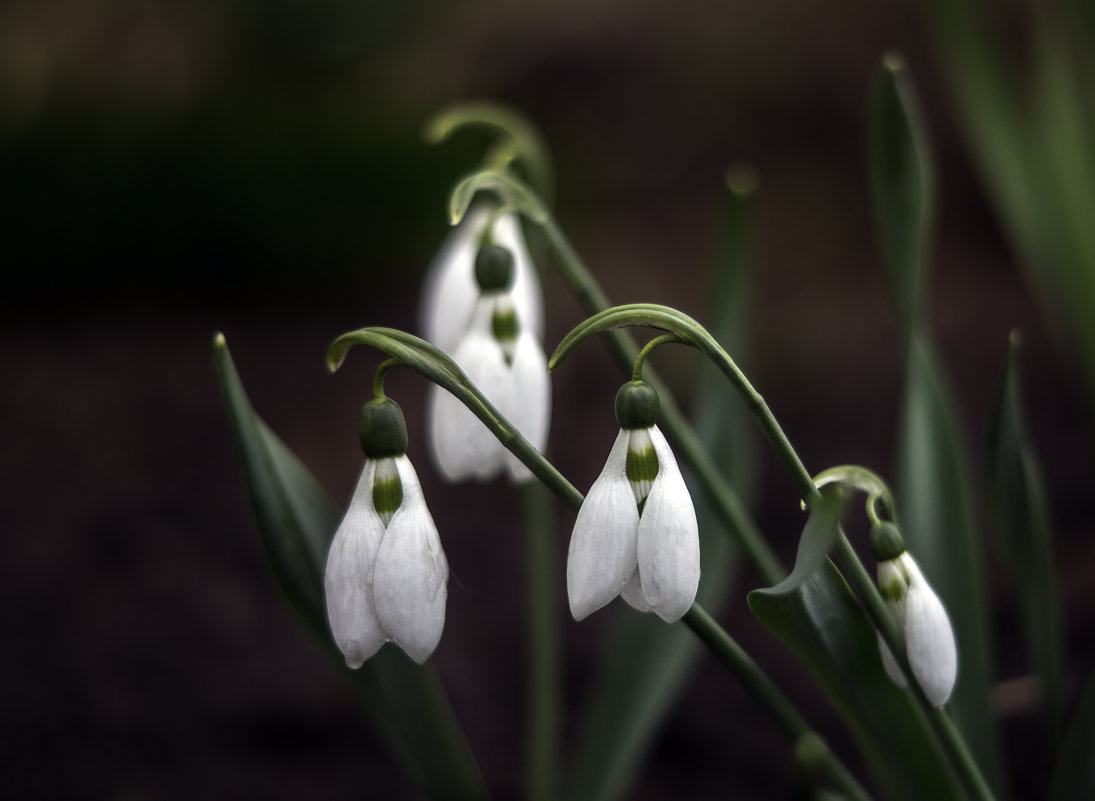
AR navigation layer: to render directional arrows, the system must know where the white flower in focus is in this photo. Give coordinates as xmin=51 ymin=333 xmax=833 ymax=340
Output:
xmin=567 ymin=381 xmax=700 ymax=622
xmin=324 ymin=400 xmax=448 ymax=667
xmin=419 ymin=201 xmax=544 ymax=355
xmin=427 ymin=244 xmax=551 ymax=483
xmin=875 ymin=549 xmax=957 ymax=708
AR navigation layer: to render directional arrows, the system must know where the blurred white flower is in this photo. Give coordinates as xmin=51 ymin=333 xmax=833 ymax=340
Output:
xmin=567 ymin=421 xmax=700 ymax=622
xmin=419 ymin=201 xmax=544 ymax=355
xmin=428 ymin=291 xmax=550 ymax=483
xmin=324 ymin=454 xmax=448 ymax=667
xmin=875 ymin=551 xmax=957 ymax=707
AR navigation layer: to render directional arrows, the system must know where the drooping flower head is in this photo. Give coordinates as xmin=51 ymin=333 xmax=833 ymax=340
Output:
xmin=871 ymin=521 xmax=957 ymax=707
xmin=419 ymin=200 xmax=544 ymax=355
xmin=567 ymin=380 xmax=700 ymax=622
xmin=324 ymin=397 xmax=448 ymax=667
xmin=428 ymin=243 xmax=551 ymax=483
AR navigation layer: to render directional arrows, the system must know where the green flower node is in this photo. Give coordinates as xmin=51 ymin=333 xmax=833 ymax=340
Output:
xmin=476 ymin=245 xmax=515 ymax=292
xmin=371 ymin=459 xmax=404 ymax=527
xmin=359 ymin=397 xmax=409 ymax=459
xmin=615 ymin=380 xmax=660 ymax=430
xmin=869 ymin=521 xmax=907 ymax=562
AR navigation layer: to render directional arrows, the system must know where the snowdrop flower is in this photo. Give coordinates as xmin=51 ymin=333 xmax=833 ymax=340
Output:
xmin=419 ymin=200 xmax=544 ymax=355
xmin=324 ymin=397 xmax=448 ymax=667
xmin=428 ymin=244 xmax=550 ymax=483
xmin=567 ymin=380 xmax=700 ymax=622
xmin=871 ymin=522 xmax=957 ymax=707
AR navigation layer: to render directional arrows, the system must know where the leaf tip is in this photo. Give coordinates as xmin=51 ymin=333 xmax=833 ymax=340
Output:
xmin=213 ymin=331 xmax=227 ymax=351
xmin=725 ymin=164 xmax=759 ymax=197
xmin=881 ymin=50 xmax=906 ymax=76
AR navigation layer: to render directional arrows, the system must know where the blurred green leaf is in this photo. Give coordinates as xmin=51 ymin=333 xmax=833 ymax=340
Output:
xmin=568 ymin=172 xmax=758 ymax=801
xmin=926 ymin=0 xmax=1095 ymax=412
xmin=213 ymin=333 xmax=488 ymax=800
xmin=868 ymin=54 xmax=933 ymax=339
xmin=895 ymin=338 xmax=1006 ymax=797
xmin=1050 ymin=677 xmax=1095 ymax=801
xmin=750 ymin=492 xmax=961 ymax=801
xmin=985 ymin=334 xmax=1062 ymax=742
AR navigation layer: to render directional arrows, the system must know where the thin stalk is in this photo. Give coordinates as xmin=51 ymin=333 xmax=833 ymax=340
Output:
xmin=540 ymin=216 xmax=785 ymax=584
xmin=523 ymin=481 xmax=559 ymax=801
xmin=683 ymin=605 xmax=873 ymax=801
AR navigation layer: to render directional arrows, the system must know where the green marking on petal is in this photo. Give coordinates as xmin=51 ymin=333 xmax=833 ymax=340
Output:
xmin=373 ymin=459 xmax=404 ymax=527
xmin=625 ymin=431 xmax=659 ymax=511
xmin=492 ymin=303 xmax=519 ymax=367
xmin=879 ymin=577 xmax=907 ymax=602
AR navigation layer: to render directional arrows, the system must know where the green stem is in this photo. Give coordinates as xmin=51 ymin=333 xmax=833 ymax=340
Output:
xmin=631 ymin=334 xmax=683 ymax=381
xmin=683 ymin=605 xmax=874 ymax=801
xmin=522 ymin=481 xmax=559 ymax=801
xmin=373 ymin=358 xmax=401 ymax=397
xmin=540 ymin=217 xmax=786 ymax=585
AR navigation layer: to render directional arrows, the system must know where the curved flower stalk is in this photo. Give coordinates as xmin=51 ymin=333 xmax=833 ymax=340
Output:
xmin=871 ymin=522 xmax=957 ymax=708
xmin=419 ymin=200 xmax=544 ymax=355
xmin=567 ymin=380 xmax=700 ymax=622
xmin=325 ymin=397 xmax=449 ymax=667
xmin=428 ymin=245 xmax=551 ymax=483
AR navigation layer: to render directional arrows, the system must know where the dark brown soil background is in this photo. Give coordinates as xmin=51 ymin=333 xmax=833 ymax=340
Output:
xmin=2 ymin=1 xmax=1093 ymax=799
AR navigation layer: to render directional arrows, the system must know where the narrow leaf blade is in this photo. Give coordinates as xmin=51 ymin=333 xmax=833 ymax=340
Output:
xmin=868 ymin=54 xmax=933 ymax=338
xmin=985 ymin=334 xmax=1062 ymax=741
xmin=1050 ymin=676 xmax=1095 ymax=801
xmin=213 ymin=333 xmax=488 ymax=800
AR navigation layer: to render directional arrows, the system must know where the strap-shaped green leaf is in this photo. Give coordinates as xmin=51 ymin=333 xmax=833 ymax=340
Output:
xmin=213 ymin=333 xmax=488 ymax=800
xmin=896 ymin=338 xmax=1006 ymax=797
xmin=1050 ymin=677 xmax=1095 ymax=801
xmin=986 ymin=335 xmax=1062 ymax=742
xmin=868 ymin=54 xmax=933 ymax=339
xmin=750 ymin=492 xmax=961 ymax=801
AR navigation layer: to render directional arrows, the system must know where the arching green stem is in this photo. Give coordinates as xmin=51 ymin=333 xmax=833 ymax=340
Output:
xmin=373 ymin=357 xmax=402 ymax=399
xmin=425 ymin=102 xmax=554 ymax=203
xmin=812 ymin=464 xmax=896 ymax=527
xmin=632 ymin=334 xmax=685 ymax=382
xmin=551 ymin=303 xmax=816 ymax=503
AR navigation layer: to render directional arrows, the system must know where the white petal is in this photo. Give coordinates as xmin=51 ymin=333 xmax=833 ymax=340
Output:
xmin=492 ymin=210 xmax=545 ymax=343
xmin=324 ymin=461 xmax=386 ymax=668
xmin=619 ymin=567 xmax=652 ymax=613
xmin=905 ymin=577 xmax=958 ymax=707
xmin=566 ymin=430 xmax=640 ymax=620
xmin=372 ymin=457 xmax=449 ymax=664
xmin=502 ymin=331 xmax=552 ymax=483
xmin=427 ymin=302 xmax=508 ymax=481
xmin=876 ymin=631 xmax=909 ymax=689
xmin=418 ymin=204 xmax=490 ymax=354
xmin=418 ymin=203 xmax=544 ymax=353
xmin=636 ymin=426 xmax=700 ymax=622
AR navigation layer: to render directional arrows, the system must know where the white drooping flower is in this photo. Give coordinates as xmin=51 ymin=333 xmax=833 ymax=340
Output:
xmin=427 ymin=245 xmax=551 ymax=483
xmin=419 ymin=201 xmax=544 ymax=355
xmin=875 ymin=548 xmax=957 ymax=708
xmin=324 ymin=399 xmax=448 ymax=667
xmin=567 ymin=381 xmax=700 ymax=622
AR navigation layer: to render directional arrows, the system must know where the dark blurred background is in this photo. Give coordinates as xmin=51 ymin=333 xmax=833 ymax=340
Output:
xmin=3 ymin=1 xmax=1092 ymax=799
